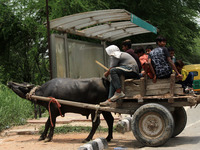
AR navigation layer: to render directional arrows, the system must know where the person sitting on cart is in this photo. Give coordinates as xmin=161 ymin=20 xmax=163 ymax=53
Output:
xmin=135 ymin=46 xmax=154 ymax=79
xmin=148 ymin=36 xmax=182 ymax=83
xmin=168 ymin=46 xmax=176 ymax=63
xmin=175 ymin=60 xmax=194 ymax=93
xmin=100 ymin=45 xmax=140 ymax=106
xmin=121 ymin=39 xmax=142 ymax=73
xmin=145 ymin=45 xmax=153 ymax=55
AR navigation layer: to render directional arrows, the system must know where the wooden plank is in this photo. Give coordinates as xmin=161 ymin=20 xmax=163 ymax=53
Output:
xmin=124 ymin=85 xmax=140 ymax=92
xmin=146 ymin=78 xmax=170 ymax=85
xmin=120 ymin=76 xmax=125 ymax=92
xmin=140 ymin=77 xmax=146 ymax=97
xmin=146 ymin=83 xmax=170 ymax=90
xmin=124 ymin=78 xmax=140 ymax=97
xmin=125 ymin=79 xmax=140 ymax=85
xmin=124 ymin=81 xmax=140 ymax=88
xmin=174 ymin=87 xmax=184 ymax=95
xmin=170 ymin=74 xmax=175 ymax=96
xmin=146 ymin=87 xmax=183 ymax=96
xmin=124 ymin=77 xmax=183 ymax=97
xmin=169 ymin=74 xmax=176 ymax=103
xmin=143 ymin=95 xmax=192 ymax=99
xmin=124 ymin=94 xmax=196 ymax=100
xmin=147 ymin=83 xmax=182 ymax=90
xmin=146 ymin=88 xmax=170 ymax=96
xmin=175 ymin=84 xmax=182 ymax=88
xmin=124 ymin=91 xmax=140 ymax=97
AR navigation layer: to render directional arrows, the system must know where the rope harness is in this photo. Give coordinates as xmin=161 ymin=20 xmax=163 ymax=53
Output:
xmin=26 ymin=86 xmax=41 ymax=100
xmin=26 ymin=86 xmax=64 ymax=127
xmin=48 ymin=97 xmax=64 ymax=127
xmin=93 ymin=105 xmax=100 ymax=122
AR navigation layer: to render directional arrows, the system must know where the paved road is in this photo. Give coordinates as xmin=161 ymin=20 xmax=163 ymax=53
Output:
xmin=140 ymin=106 xmax=200 ymax=150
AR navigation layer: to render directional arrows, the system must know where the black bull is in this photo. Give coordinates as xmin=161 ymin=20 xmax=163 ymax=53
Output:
xmin=7 ymin=77 xmax=114 ymax=142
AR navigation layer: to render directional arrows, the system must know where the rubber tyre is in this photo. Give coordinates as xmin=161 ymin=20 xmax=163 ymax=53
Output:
xmin=172 ymin=107 xmax=187 ymax=137
xmin=132 ymin=103 xmax=174 ymax=147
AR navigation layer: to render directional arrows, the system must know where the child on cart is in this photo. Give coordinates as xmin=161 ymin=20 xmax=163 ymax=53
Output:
xmin=148 ymin=36 xmax=182 ymax=83
xmin=175 ymin=60 xmax=194 ymax=93
xmin=135 ymin=46 xmax=154 ymax=79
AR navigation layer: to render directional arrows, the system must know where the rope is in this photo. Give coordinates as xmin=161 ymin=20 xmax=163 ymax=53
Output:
xmin=26 ymin=86 xmax=40 ymax=100
xmin=48 ymin=97 xmax=64 ymax=127
xmin=93 ymin=105 xmax=100 ymax=122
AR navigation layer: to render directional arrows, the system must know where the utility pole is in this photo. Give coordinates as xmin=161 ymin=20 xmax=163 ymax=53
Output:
xmin=46 ymin=0 xmax=52 ymax=79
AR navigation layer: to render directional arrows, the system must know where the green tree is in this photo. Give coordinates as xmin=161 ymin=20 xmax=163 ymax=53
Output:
xmin=118 ymin=0 xmax=200 ymax=63
xmin=0 ymin=0 xmax=200 ymax=84
xmin=0 ymin=0 xmax=49 ymax=84
xmin=187 ymin=35 xmax=200 ymax=64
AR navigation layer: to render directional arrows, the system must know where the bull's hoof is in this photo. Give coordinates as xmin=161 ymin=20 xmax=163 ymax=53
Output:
xmin=82 ymin=139 xmax=90 ymax=143
xmin=38 ymin=136 xmax=46 ymax=141
xmin=106 ymin=136 xmax=113 ymax=142
xmin=44 ymin=137 xmax=52 ymax=142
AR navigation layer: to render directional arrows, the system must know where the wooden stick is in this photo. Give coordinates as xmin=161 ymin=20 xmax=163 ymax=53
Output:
xmin=29 ymin=95 xmax=130 ymax=114
xmin=95 ymin=60 xmax=109 ymax=71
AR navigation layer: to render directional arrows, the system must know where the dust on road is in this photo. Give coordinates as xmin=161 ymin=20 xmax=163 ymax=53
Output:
xmin=0 ymin=114 xmax=142 ymax=150
xmin=0 ymin=130 xmax=142 ymax=150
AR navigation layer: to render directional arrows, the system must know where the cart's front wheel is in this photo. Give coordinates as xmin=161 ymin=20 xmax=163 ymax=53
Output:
xmin=132 ymin=103 xmax=174 ymax=147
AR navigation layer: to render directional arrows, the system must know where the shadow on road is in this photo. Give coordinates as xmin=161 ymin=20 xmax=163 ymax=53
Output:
xmin=162 ymin=136 xmax=200 ymax=147
xmin=107 ymin=139 xmax=144 ymax=149
xmin=108 ymin=136 xmax=200 ymax=149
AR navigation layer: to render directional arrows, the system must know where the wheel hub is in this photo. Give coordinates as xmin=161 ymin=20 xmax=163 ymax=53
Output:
xmin=139 ymin=112 xmax=165 ymax=138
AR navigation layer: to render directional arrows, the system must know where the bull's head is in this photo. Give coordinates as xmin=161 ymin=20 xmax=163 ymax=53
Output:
xmin=7 ymin=82 xmax=35 ymax=99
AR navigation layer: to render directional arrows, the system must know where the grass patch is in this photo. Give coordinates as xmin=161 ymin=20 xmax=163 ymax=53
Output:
xmin=0 ymin=83 xmax=34 ymax=132
xmin=39 ymin=125 xmax=118 ymax=134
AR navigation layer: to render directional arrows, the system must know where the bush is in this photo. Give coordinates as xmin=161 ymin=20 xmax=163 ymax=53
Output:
xmin=0 ymin=83 xmax=34 ymax=132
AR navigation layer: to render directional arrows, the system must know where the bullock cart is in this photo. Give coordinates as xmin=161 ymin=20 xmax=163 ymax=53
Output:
xmin=28 ymin=74 xmax=200 ymax=147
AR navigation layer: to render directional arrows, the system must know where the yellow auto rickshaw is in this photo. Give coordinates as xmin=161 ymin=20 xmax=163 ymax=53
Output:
xmin=183 ymin=64 xmax=200 ymax=93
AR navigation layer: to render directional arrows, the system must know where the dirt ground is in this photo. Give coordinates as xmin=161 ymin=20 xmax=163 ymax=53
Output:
xmin=0 ymin=114 xmax=142 ymax=150
xmin=0 ymin=131 xmax=142 ymax=150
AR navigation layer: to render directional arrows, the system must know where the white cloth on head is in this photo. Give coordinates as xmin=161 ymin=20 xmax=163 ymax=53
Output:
xmin=105 ymin=45 xmax=122 ymax=58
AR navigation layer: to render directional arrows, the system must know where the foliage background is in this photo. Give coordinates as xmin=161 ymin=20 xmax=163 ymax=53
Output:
xmin=0 ymin=0 xmax=200 ymax=84
xmin=0 ymin=84 xmax=34 ymax=132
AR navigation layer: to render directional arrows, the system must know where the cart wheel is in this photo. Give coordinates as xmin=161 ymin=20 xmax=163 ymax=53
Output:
xmin=172 ymin=107 xmax=187 ymax=137
xmin=131 ymin=103 xmax=174 ymax=147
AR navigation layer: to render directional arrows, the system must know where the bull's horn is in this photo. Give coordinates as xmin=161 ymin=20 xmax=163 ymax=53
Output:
xmin=26 ymin=84 xmax=35 ymax=88
xmin=7 ymin=81 xmax=34 ymax=88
